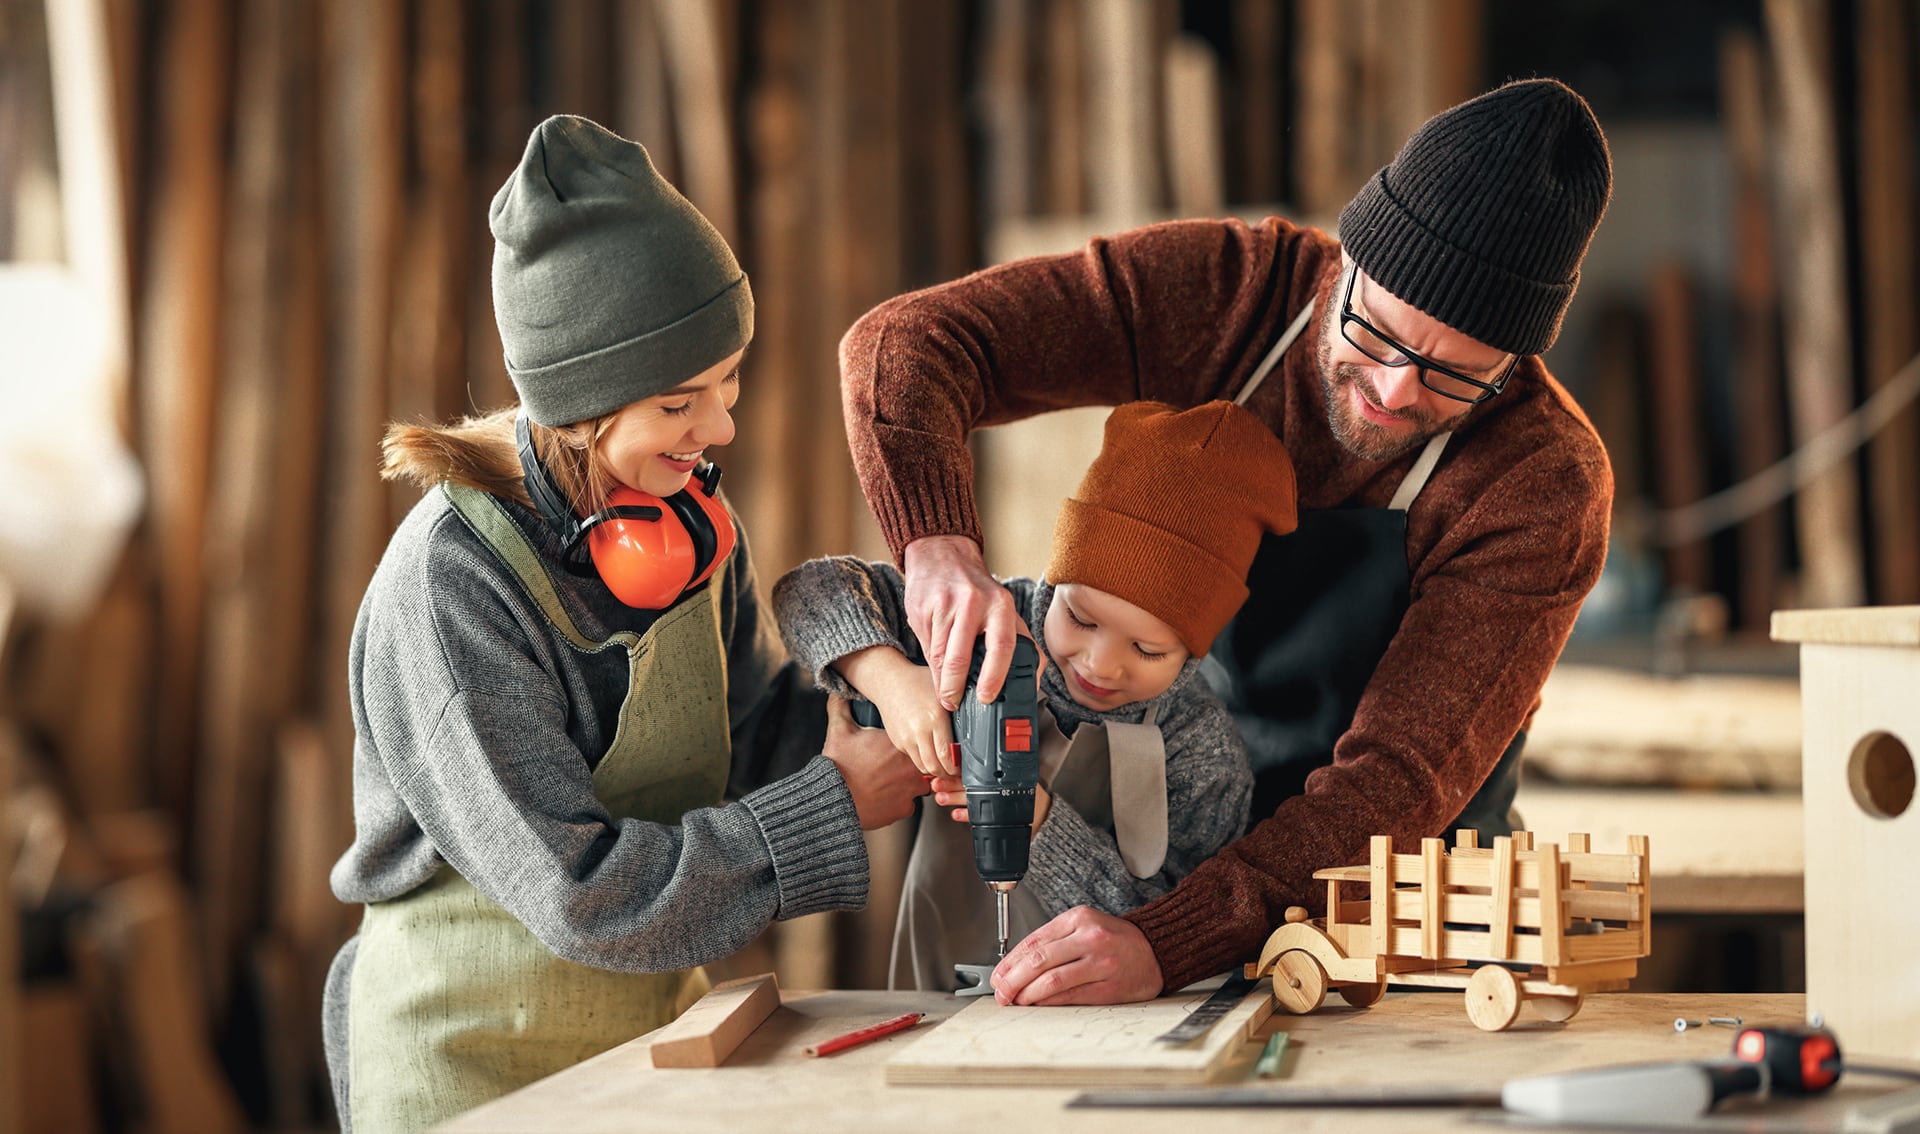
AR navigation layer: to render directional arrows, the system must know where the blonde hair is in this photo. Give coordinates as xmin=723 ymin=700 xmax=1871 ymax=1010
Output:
xmin=380 ymin=405 xmax=621 ymax=520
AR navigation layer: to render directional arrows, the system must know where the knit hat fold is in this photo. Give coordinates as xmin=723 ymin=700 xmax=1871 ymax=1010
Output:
xmin=491 ymin=115 xmax=753 ymax=426
xmin=1338 ymin=78 xmax=1611 ymax=357
xmin=1047 ymin=401 xmax=1297 ymax=657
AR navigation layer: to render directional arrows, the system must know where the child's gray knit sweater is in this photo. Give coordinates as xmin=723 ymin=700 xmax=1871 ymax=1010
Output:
xmin=772 ymin=556 xmax=1251 ymax=918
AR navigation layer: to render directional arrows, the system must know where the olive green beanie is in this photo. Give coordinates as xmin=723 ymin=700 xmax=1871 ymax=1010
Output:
xmin=490 ymin=115 xmax=752 ymax=426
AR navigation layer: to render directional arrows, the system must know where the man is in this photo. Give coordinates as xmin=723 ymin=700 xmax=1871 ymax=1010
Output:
xmin=838 ymin=78 xmax=1613 ymax=1004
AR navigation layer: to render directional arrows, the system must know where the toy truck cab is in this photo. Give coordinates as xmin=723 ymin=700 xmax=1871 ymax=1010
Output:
xmin=1248 ymin=831 xmax=1651 ymax=1031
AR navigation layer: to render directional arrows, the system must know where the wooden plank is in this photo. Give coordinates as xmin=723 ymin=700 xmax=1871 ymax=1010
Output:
xmin=1385 ymin=925 xmax=1541 ymax=966
xmin=0 ymin=580 xmax=17 ymax=1134
xmin=1380 ymin=849 xmax=1643 ymax=889
xmin=1645 ymin=263 xmax=1711 ymax=594
xmin=1385 ymin=887 xmax=1642 ymax=928
xmin=93 ymin=874 xmax=247 ymax=1133
xmin=1082 ymin=0 xmax=1157 ymax=220
xmin=1162 ymin=34 xmax=1223 ymax=217
xmin=1631 ymin=834 xmax=1653 ymax=956
xmin=1420 ymin=837 xmax=1443 ymax=960
xmin=1719 ymin=31 xmax=1787 ymax=631
xmin=135 ymin=0 xmax=231 ymax=829
xmin=1369 ymin=835 xmax=1390 ymax=959
xmin=976 ymin=0 xmax=1034 ymax=226
xmin=884 ymin=979 xmax=1274 ymax=1087
xmin=1772 ymin=605 xmax=1920 ymax=647
xmin=469 ymin=0 xmax=530 ymax=416
xmin=1765 ymin=0 xmax=1866 ymax=609
xmin=1855 ymin=0 xmax=1920 ymax=604
xmin=1293 ymin=0 xmax=1345 ymax=218
xmin=319 ymin=0 xmax=405 ymax=776
xmin=198 ymin=0 xmax=297 ymax=1018
xmin=1540 ymin=844 xmax=1565 ymax=967
xmin=1489 ymin=836 xmax=1515 ymax=958
xmin=1041 ymin=0 xmax=1085 ymax=214
xmin=1232 ymin=0 xmax=1283 ymax=204
xmin=648 ymin=973 xmax=782 ymax=1068
xmin=654 ymin=0 xmax=738 ymax=244
xmin=1526 ymin=662 xmax=1803 ymax=790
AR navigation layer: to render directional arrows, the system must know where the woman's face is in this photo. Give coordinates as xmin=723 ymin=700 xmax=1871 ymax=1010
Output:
xmin=1041 ymin=582 xmax=1190 ymax=711
xmin=599 ymin=350 xmax=743 ymax=497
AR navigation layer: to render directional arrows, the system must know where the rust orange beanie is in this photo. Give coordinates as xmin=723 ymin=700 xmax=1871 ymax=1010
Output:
xmin=1046 ymin=400 xmax=1297 ymax=657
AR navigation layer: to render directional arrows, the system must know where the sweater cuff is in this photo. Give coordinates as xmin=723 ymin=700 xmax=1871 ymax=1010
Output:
xmin=741 ymin=757 xmax=869 ymax=918
xmin=865 ymin=424 xmax=982 ymax=564
xmin=1124 ymin=880 xmax=1249 ymax=993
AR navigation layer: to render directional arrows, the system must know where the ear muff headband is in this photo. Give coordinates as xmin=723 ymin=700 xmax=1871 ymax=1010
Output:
xmin=513 ymin=410 xmax=735 ymax=608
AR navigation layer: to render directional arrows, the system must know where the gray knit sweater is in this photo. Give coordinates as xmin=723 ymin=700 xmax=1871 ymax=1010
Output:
xmin=324 ymin=488 xmax=867 ymax=1102
xmin=772 ymin=556 xmax=1251 ymax=917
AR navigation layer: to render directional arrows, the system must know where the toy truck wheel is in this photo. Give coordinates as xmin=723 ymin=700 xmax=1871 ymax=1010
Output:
xmin=1531 ymin=990 xmax=1584 ymax=1022
xmin=1271 ymin=950 xmax=1328 ymax=1015
xmin=1335 ymin=976 xmax=1388 ymax=1009
xmin=1464 ymin=965 xmax=1522 ymax=1031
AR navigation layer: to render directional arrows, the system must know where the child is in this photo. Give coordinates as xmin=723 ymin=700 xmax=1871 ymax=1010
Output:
xmin=774 ymin=400 xmax=1296 ymax=990
xmin=321 ymin=116 xmax=921 ymax=1131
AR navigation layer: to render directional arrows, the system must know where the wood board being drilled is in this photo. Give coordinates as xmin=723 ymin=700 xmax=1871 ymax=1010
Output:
xmin=884 ymin=977 xmax=1274 ymax=1087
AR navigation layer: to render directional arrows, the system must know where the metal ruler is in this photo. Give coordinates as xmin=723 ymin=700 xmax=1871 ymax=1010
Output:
xmin=1153 ymin=972 xmax=1258 ymax=1046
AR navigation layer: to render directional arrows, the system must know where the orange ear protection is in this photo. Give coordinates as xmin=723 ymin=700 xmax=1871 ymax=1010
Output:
xmin=515 ymin=412 xmax=737 ymax=609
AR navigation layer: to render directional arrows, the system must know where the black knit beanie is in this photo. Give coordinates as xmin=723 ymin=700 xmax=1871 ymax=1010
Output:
xmin=491 ymin=116 xmax=752 ymax=427
xmin=1338 ymin=78 xmax=1612 ymax=357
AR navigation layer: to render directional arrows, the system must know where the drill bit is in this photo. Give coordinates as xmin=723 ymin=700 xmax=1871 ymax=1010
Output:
xmin=991 ymin=880 xmax=1017 ymax=958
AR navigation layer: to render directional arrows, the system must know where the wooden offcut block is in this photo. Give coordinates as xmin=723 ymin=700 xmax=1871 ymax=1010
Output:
xmin=1772 ymin=606 xmax=1920 ymax=1059
xmin=648 ymin=973 xmax=781 ymax=1069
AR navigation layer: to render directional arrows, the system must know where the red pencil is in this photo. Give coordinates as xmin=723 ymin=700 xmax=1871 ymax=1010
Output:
xmin=802 ymin=1011 xmax=926 ymax=1057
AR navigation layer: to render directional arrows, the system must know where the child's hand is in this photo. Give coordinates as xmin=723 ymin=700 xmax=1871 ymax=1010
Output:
xmin=833 ymin=645 xmax=956 ymax=776
xmin=930 ymin=776 xmax=1049 ymax=834
xmin=822 ymin=695 xmax=927 ymax=830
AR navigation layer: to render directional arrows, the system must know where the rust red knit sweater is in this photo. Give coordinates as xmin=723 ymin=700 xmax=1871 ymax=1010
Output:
xmin=838 ymin=216 xmax=1613 ymax=991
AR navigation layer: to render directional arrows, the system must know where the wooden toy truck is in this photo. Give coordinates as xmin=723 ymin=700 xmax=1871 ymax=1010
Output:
xmin=1247 ymin=831 xmax=1651 ymax=1031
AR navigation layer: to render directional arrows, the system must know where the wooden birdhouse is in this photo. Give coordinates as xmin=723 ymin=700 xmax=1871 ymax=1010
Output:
xmin=1771 ymin=606 xmax=1920 ymax=1060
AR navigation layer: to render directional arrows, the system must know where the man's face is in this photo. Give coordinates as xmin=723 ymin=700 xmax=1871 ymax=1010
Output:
xmin=1314 ymin=258 xmax=1511 ymax=461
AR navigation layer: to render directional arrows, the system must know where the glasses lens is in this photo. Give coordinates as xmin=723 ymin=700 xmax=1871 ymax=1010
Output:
xmin=1421 ymin=369 xmax=1491 ymax=403
xmin=1342 ymin=319 xmax=1405 ymax=368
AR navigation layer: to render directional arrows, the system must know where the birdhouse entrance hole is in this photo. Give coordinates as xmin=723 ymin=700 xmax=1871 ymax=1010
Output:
xmin=1848 ymin=731 xmax=1915 ymax=819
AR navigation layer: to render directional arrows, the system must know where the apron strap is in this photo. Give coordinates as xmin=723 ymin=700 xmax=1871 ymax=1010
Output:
xmin=1106 ymin=705 xmax=1168 ymax=879
xmin=1233 ymin=302 xmax=1317 ymax=406
xmin=441 ymin=483 xmax=633 ymax=655
xmin=1387 ymin=431 xmax=1452 ymax=512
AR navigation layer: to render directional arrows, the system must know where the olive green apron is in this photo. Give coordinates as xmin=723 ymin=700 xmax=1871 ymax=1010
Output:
xmin=348 ymin=484 xmax=731 ymax=1131
xmin=889 ymin=700 xmax=1166 ymax=991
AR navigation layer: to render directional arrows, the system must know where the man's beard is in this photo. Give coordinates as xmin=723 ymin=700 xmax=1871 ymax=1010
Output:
xmin=1315 ymin=311 xmax=1444 ymax=462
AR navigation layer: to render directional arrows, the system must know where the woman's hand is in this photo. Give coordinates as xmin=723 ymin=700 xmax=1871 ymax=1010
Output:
xmin=989 ymin=905 xmax=1164 ymax=1006
xmin=821 ymin=695 xmax=926 ymax=830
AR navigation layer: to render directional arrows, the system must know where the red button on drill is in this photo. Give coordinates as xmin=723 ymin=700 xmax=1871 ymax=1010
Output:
xmin=1003 ymin=718 xmax=1032 ymax=752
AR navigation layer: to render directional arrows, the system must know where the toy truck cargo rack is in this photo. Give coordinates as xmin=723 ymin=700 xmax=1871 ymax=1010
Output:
xmin=1246 ymin=831 xmax=1651 ymax=1031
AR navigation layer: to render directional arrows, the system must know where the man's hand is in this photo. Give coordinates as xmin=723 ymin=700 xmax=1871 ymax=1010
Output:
xmin=821 ymin=694 xmax=926 ymax=830
xmin=901 ymin=535 xmax=1032 ymax=708
xmin=989 ymin=905 xmax=1165 ymax=1006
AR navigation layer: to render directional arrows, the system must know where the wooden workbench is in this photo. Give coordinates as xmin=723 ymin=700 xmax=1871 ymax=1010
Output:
xmin=438 ymin=989 xmax=1911 ymax=1132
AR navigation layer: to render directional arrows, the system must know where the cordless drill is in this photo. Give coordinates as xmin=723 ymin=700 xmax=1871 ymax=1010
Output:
xmin=851 ymin=636 xmax=1042 ymax=960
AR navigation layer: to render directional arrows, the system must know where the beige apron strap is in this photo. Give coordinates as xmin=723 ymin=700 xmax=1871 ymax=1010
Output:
xmin=1233 ymin=301 xmax=1316 ymax=406
xmin=1387 ymin=431 xmax=1452 ymax=512
xmin=1035 ymin=701 xmax=1075 ymax=785
xmin=1105 ymin=705 xmax=1168 ymax=878
xmin=442 ymin=482 xmax=624 ymax=653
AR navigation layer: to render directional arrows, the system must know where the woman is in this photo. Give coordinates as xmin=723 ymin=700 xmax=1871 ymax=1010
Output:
xmin=321 ymin=116 xmax=921 ymax=1131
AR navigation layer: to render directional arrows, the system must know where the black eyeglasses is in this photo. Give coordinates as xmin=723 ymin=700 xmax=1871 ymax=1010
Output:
xmin=1338 ymin=268 xmax=1516 ymax=405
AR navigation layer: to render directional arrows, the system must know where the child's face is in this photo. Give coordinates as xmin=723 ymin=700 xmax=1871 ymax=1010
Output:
xmin=1043 ymin=583 xmax=1190 ymax=711
xmin=600 ymin=350 xmax=743 ymax=496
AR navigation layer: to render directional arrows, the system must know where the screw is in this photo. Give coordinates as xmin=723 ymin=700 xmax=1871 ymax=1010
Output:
xmin=1709 ymin=1017 xmax=1743 ymax=1027
xmin=1675 ymin=1018 xmax=1704 ymax=1032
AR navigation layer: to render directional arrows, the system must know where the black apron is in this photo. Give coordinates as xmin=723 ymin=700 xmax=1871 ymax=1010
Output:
xmin=1201 ymin=306 xmax=1524 ymax=838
